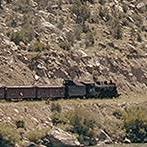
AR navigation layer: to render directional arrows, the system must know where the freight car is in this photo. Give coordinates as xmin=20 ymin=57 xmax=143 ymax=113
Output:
xmin=5 ymin=86 xmax=36 ymax=100
xmin=37 ymin=86 xmax=65 ymax=99
xmin=0 ymin=80 xmax=119 ymax=100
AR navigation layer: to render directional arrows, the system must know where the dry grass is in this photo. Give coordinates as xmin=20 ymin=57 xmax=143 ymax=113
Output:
xmin=27 ymin=127 xmax=51 ymax=143
xmin=56 ymin=92 xmax=147 ymax=106
xmin=123 ymin=106 xmax=147 ymax=143
xmin=0 ymin=93 xmax=146 ymax=145
xmin=0 ymin=123 xmax=21 ymax=144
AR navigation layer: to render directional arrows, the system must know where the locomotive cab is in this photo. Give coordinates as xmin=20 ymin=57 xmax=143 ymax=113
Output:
xmin=64 ymin=79 xmax=86 ymax=98
xmin=81 ymin=82 xmax=96 ymax=98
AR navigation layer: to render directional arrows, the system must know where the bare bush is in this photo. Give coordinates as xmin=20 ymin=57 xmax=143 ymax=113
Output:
xmin=71 ymin=0 xmax=90 ymax=24
xmin=85 ymin=31 xmax=95 ymax=47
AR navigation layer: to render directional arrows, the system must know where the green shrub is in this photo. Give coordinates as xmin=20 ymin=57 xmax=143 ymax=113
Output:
xmin=123 ymin=106 xmax=147 ymax=143
xmin=50 ymin=106 xmax=99 ymax=145
xmin=50 ymin=102 xmax=68 ymax=126
xmin=27 ymin=127 xmax=51 ymax=143
xmin=10 ymin=29 xmax=33 ymax=45
xmin=85 ymin=31 xmax=95 ymax=47
xmin=99 ymin=6 xmax=111 ymax=22
xmin=51 ymin=112 xmax=68 ymax=126
xmin=58 ymin=37 xmax=71 ymax=50
xmin=10 ymin=30 xmax=26 ymax=45
xmin=0 ymin=138 xmax=13 ymax=147
xmin=32 ymin=40 xmax=46 ymax=52
xmin=71 ymin=0 xmax=90 ymax=24
xmin=110 ymin=19 xmax=123 ymax=39
xmin=58 ymin=29 xmax=75 ymax=50
xmin=50 ymin=102 xmax=62 ymax=113
xmin=0 ymin=123 xmax=21 ymax=145
xmin=65 ymin=107 xmax=98 ymax=145
xmin=137 ymin=32 xmax=142 ymax=42
xmin=113 ymin=109 xmax=123 ymax=120
xmin=14 ymin=0 xmax=32 ymax=13
xmin=15 ymin=120 xmax=26 ymax=129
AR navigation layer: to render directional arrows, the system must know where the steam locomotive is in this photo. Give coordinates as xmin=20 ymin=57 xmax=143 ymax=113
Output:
xmin=0 ymin=80 xmax=119 ymax=100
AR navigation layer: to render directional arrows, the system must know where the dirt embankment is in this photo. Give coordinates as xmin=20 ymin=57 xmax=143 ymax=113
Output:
xmin=0 ymin=93 xmax=147 ymax=146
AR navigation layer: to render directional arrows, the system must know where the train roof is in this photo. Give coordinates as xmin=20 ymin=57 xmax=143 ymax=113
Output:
xmin=2 ymin=86 xmax=64 ymax=88
xmin=81 ymin=81 xmax=95 ymax=85
xmin=64 ymin=79 xmax=85 ymax=86
xmin=95 ymin=84 xmax=116 ymax=87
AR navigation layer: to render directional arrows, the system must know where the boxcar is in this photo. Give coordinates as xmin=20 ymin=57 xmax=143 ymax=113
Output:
xmin=37 ymin=86 xmax=65 ymax=99
xmin=5 ymin=86 xmax=36 ymax=99
xmin=0 ymin=86 xmax=5 ymax=99
xmin=64 ymin=80 xmax=86 ymax=98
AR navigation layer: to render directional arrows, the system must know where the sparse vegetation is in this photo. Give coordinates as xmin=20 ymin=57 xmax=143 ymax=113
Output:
xmin=27 ymin=127 xmax=51 ymax=143
xmin=0 ymin=0 xmax=146 ymax=92
xmin=50 ymin=102 xmax=67 ymax=125
xmin=65 ymin=107 xmax=99 ymax=145
xmin=99 ymin=6 xmax=111 ymax=22
xmin=0 ymin=123 xmax=21 ymax=145
xmin=58 ymin=36 xmax=72 ymax=50
xmin=123 ymin=106 xmax=147 ymax=143
xmin=10 ymin=28 xmax=33 ymax=45
xmin=99 ymin=0 xmax=106 ymax=5
xmin=32 ymin=40 xmax=46 ymax=52
xmin=71 ymin=0 xmax=90 ymax=24
xmin=57 ymin=17 xmax=65 ymax=30
xmin=50 ymin=102 xmax=62 ymax=113
xmin=50 ymin=102 xmax=99 ymax=144
xmin=0 ymin=94 xmax=146 ymax=146
xmin=74 ymin=24 xmax=83 ymax=40
xmin=51 ymin=112 xmax=67 ymax=126
xmin=85 ymin=31 xmax=95 ymax=47
xmin=15 ymin=120 xmax=26 ymax=129
xmin=110 ymin=19 xmax=123 ymax=40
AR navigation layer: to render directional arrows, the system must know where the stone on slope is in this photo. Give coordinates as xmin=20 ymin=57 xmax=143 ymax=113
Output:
xmin=43 ymin=128 xmax=81 ymax=147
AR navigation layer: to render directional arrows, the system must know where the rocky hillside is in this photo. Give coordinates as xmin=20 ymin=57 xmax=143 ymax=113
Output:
xmin=0 ymin=0 xmax=147 ymax=92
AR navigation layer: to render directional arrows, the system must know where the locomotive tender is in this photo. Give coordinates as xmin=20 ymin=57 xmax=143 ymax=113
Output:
xmin=0 ymin=80 xmax=119 ymax=100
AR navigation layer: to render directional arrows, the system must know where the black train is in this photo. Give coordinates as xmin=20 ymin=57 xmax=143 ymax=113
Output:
xmin=95 ymin=81 xmax=119 ymax=98
xmin=64 ymin=80 xmax=86 ymax=98
xmin=65 ymin=80 xmax=119 ymax=99
xmin=0 ymin=80 xmax=119 ymax=100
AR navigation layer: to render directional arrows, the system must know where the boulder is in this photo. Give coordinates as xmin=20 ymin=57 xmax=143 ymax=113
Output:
xmin=43 ymin=128 xmax=81 ymax=147
xmin=41 ymin=21 xmax=60 ymax=34
xmin=136 ymin=2 xmax=146 ymax=12
xmin=123 ymin=138 xmax=131 ymax=144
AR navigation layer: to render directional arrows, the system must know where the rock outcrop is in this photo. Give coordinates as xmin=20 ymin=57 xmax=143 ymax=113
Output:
xmin=42 ymin=128 xmax=81 ymax=147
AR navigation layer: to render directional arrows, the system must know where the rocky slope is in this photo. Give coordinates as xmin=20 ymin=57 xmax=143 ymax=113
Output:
xmin=0 ymin=0 xmax=147 ymax=92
